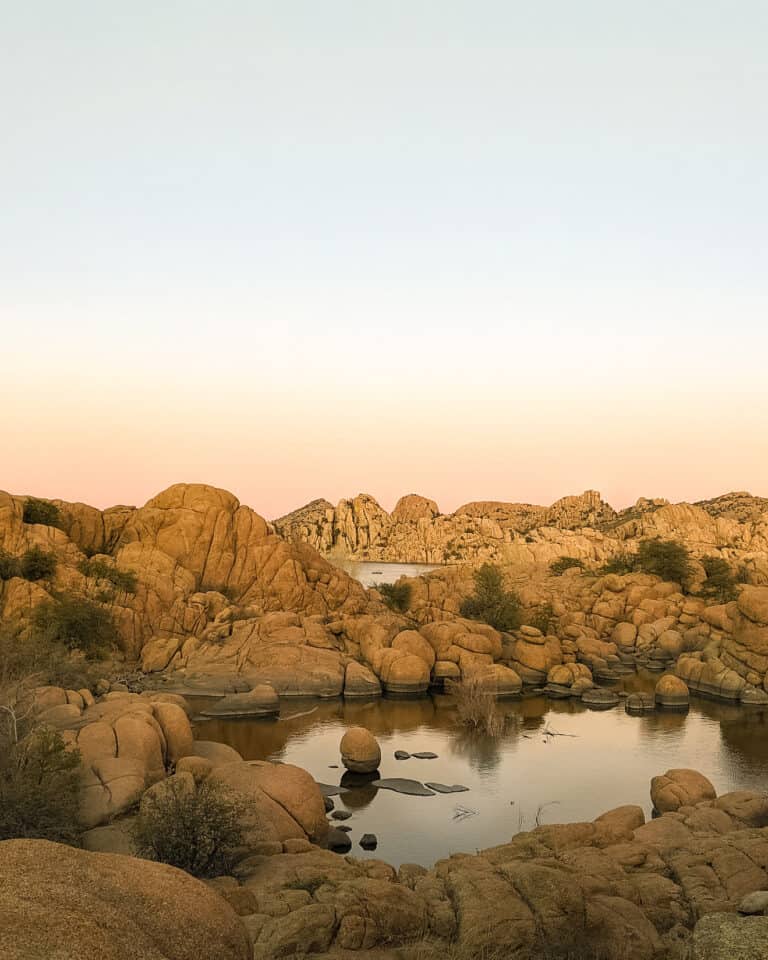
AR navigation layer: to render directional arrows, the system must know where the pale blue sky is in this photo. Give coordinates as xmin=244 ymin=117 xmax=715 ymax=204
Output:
xmin=2 ymin=2 xmax=767 ymax=514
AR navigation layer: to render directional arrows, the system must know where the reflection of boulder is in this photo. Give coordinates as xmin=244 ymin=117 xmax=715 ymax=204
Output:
xmin=338 ymin=770 xmax=379 ymax=810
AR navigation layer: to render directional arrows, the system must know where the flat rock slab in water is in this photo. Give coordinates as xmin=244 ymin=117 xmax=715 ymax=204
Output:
xmin=424 ymin=782 xmax=469 ymax=794
xmin=371 ymin=778 xmax=436 ymax=796
xmin=317 ymin=783 xmax=344 ymax=797
xmin=334 ymin=824 xmax=352 ymax=833
xmin=331 ymin=809 xmax=352 ymax=821
xmin=394 ymin=750 xmax=411 ymax=760
xmin=411 ymin=752 xmax=438 ymax=759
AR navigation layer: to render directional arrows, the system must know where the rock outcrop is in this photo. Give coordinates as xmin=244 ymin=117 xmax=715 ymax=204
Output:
xmin=0 ymin=839 xmax=251 ymax=960
xmin=185 ymin=773 xmax=768 ymax=960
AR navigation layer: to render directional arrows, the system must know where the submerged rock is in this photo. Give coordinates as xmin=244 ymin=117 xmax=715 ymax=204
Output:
xmin=359 ymin=833 xmax=378 ymax=850
xmin=411 ymin=751 xmax=438 ymax=759
xmin=625 ymin=692 xmax=656 ymax=715
xmin=394 ymin=750 xmax=411 ymax=760
xmin=200 ymin=685 xmax=279 ymax=718
xmin=424 ymin=782 xmax=469 ymax=794
xmin=371 ymin=778 xmax=436 ymax=797
xmin=581 ymin=687 xmax=620 ymax=709
xmin=327 ymin=828 xmax=352 ymax=853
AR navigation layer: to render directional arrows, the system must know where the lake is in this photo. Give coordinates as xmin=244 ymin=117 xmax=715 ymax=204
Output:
xmin=333 ymin=560 xmax=443 ymax=587
xmin=193 ymin=672 xmax=768 ymax=868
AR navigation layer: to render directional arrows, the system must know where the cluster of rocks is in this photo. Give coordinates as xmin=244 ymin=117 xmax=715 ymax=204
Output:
xmin=30 ymin=682 xmax=330 ymax=853
xmin=6 ymin=766 xmax=768 ymax=959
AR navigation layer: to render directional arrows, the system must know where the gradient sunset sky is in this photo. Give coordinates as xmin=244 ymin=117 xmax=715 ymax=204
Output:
xmin=3 ymin=2 xmax=767 ymax=518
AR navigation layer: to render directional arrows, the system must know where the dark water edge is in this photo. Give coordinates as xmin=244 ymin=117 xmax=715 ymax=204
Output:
xmin=192 ymin=672 xmax=768 ymax=867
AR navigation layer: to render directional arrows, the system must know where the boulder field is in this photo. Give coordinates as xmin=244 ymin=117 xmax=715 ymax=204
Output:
xmin=4 ymin=770 xmax=768 ymax=960
xmin=34 ymin=683 xmax=329 ymax=842
xmin=2 ymin=482 xmax=768 ymax=703
xmin=274 ymin=489 xmax=768 ymax=572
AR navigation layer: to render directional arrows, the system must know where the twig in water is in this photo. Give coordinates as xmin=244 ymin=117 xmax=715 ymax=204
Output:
xmin=452 ymin=805 xmax=478 ymax=822
xmin=280 ymin=706 xmax=319 ymax=722
xmin=535 ymin=800 xmax=560 ymax=826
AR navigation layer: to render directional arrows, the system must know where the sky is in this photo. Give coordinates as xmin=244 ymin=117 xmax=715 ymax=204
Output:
xmin=2 ymin=1 xmax=767 ymax=518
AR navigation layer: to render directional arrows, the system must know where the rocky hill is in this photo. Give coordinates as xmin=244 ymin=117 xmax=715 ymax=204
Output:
xmin=274 ymin=489 xmax=768 ymax=577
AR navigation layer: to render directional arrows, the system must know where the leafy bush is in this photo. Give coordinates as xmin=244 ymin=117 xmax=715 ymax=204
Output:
xmin=375 ymin=580 xmax=412 ymax=612
xmin=699 ymin=556 xmax=739 ymax=604
xmin=0 ymin=726 xmax=82 ymax=843
xmin=32 ymin=596 xmax=118 ymax=658
xmin=597 ymin=553 xmax=636 ymax=576
xmin=549 ymin=557 xmax=585 ymax=576
xmin=77 ymin=558 xmax=137 ymax=594
xmin=132 ymin=777 xmax=247 ymax=878
xmin=636 ymin=539 xmax=692 ymax=585
xmin=527 ymin=601 xmax=555 ymax=636
xmin=0 ymin=550 xmax=21 ymax=580
xmin=448 ymin=675 xmax=504 ymax=737
xmin=22 ymin=498 xmax=62 ymax=528
xmin=19 ymin=547 xmax=57 ymax=581
xmin=460 ymin=563 xmax=522 ymax=632
xmin=0 ymin=624 xmax=101 ymax=694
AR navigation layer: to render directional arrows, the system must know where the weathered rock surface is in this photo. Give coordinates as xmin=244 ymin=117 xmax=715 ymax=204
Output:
xmin=340 ymin=726 xmax=381 ymax=774
xmin=0 ymin=839 xmax=251 ymax=960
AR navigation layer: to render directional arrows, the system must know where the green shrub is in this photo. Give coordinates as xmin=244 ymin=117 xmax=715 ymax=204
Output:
xmin=597 ymin=553 xmax=636 ymax=576
xmin=636 ymin=539 xmax=692 ymax=585
xmin=460 ymin=563 xmax=522 ymax=632
xmin=0 ymin=551 xmax=21 ymax=580
xmin=549 ymin=557 xmax=585 ymax=576
xmin=77 ymin=558 xmax=137 ymax=594
xmin=19 ymin=547 xmax=57 ymax=581
xmin=699 ymin=556 xmax=739 ymax=604
xmin=22 ymin=498 xmax=62 ymax=528
xmin=375 ymin=581 xmax=412 ymax=612
xmin=0 ymin=726 xmax=82 ymax=843
xmin=132 ymin=777 xmax=247 ymax=878
xmin=32 ymin=596 xmax=118 ymax=658
xmin=527 ymin=601 xmax=555 ymax=636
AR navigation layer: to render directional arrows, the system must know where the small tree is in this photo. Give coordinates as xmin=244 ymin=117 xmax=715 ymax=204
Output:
xmin=0 ymin=688 xmax=82 ymax=844
xmin=636 ymin=539 xmax=692 ymax=586
xmin=132 ymin=777 xmax=247 ymax=878
xmin=549 ymin=557 xmax=585 ymax=576
xmin=77 ymin=558 xmax=137 ymax=594
xmin=19 ymin=547 xmax=57 ymax=582
xmin=22 ymin=498 xmax=62 ymax=528
xmin=597 ymin=553 xmax=636 ymax=576
xmin=375 ymin=581 xmax=412 ymax=612
xmin=699 ymin=557 xmax=739 ymax=604
xmin=460 ymin=563 xmax=522 ymax=632
xmin=32 ymin=596 xmax=118 ymax=658
xmin=0 ymin=551 xmax=21 ymax=580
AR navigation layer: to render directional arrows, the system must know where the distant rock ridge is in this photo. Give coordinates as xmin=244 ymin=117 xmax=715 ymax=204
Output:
xmin=274 ymin=489 xmax=768 ymax=565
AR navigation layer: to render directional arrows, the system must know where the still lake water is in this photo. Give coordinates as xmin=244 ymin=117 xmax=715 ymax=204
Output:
xmin=335 ymin=560 xmax=442 ymax=587
xmin=193 ymin=672 xmax=768 ymax=868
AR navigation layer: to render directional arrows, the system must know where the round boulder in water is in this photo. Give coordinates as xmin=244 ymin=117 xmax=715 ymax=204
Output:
xmin=340 ymin=726 xmax=381 ymax=774
xmin=625 ymin=693 xmax=656 ymax=715
xmin=654 ymin=674 xmax=690 ymax=710
xmin=581 ymin=687 xmax=620 ymax=709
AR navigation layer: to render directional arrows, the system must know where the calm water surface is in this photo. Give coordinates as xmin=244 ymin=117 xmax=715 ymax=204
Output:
xmin=194 ymin=672 xmax=768 ymax=867
xmin=336 ymin=560 xmax=442 ymax=587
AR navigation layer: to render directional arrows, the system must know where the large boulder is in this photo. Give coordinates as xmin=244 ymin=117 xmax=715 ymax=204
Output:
xmin=340 ymin=726 xmax=381 ymax=774
xmin=655 ymin=674 xmax=690 ymax=710
xmin=378 ymin=650 xmax=430 ymax=696
xmin=0 ymin=839 xmax=251 ymax=960
xmin=343 ymin=661 xmax=382 ymax=698
xmin=650 ymin=768 xmax=717 ymax=813
xmin=211 ymin=761 xmax=327 ymax=844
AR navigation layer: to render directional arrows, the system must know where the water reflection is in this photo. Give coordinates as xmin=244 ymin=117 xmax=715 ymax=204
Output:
xmin=191 ymin=671 xmax=768 ymax=868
